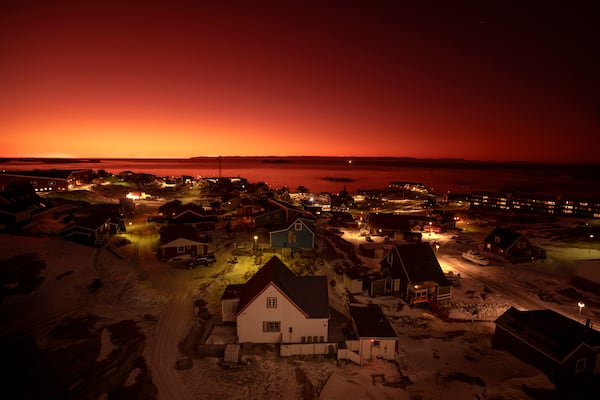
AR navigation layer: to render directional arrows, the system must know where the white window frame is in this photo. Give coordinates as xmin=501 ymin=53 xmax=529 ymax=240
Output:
xmin=262 ymin=321 xmax=281 ymax=332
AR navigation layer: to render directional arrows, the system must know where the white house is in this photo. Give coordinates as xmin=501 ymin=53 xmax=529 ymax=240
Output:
xmin=347 ymin=303 xmax=398 ymax=363
xmin=231 ymin=256 xmax=329 ymax=344
xmin=343 ymin=269 xmax=364 ymax=295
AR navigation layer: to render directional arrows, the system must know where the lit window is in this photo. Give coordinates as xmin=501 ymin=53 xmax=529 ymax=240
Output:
xmin=263 ymin=321 xmax=281 ymax=332
xmin=267 ymin=297 xmax=277 ymax=308
xmin=177 ymin=246 xmax=185 ymax=253
xmin=295 ymin=222 xmax=302 ymax=231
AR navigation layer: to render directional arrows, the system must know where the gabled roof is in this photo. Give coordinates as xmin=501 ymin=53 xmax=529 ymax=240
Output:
xmin=484 ymin=227 xmax=523 ymax=249
xmin=381 ymin=243 xmax=450 ymax=286
xmin=61 ymin=214 xmax=112 ymax=232
xmin=495 ymin=307 xmax=600 ymax=363
xmin=348 ymin=303 xmax=397 ymax=339
xmin=236 ymin=256 xmax=329 ymax=318
xmin=159 ymin=224 xmax=204 ymax=245
xmin=269 ymin=217 xmax=315 ymax=235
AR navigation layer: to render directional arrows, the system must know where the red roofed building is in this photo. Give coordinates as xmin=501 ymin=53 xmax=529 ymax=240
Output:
xmin=157 ymin=224 xmax=209 ymax=261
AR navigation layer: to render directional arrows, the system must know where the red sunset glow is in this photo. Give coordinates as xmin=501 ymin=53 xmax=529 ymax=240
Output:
xmin=1 ymin=1 xmax=598 ymax=163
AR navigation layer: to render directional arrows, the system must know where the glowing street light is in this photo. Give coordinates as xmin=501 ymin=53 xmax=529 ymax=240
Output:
xmin=429 ymin=221 xmax=432 ymax=237
xmin=578 ymin=302 xmax=585 ymax=321
xmin=589 ymin=234 xmax=594 ymax=253
xmin=253 ymin=235 xmax=258 ymax=251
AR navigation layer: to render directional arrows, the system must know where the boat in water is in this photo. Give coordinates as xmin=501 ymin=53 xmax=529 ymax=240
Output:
xmin=461 ymin=249 xmax=490 ymax=266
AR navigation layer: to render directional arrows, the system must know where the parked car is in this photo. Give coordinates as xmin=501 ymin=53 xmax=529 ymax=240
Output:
xmin=188 ymin=254 xmax=216 ymax=268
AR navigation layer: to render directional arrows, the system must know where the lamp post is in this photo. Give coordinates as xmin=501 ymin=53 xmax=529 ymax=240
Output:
xmin=253 ymin=235 xmax=258 ymax=251
xmin=578 ymin=302 xmax=585 ymax=322
xmin=429 ymin=221 xmax=432 ymax=237
xmin=589 ymin=234 xmax=594 ymax=253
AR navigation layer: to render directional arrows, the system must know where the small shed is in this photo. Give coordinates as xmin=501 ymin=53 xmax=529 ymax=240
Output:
xmin=343 ymin=269 xmax=364 ymax=295
xmin=347 ymin=303 xmax=398 ymax=364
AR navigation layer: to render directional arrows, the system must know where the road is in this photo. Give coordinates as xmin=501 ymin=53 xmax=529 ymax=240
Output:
xmin=438 ymin=251 xmax=598 ymax=327
xmin=129 ymin=220 xmax=196 ymax=400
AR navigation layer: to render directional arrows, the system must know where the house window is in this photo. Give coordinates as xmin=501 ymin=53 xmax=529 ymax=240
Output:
xmin=262 ymin=321 xmax=281 ymax=332
xmin=287 ymin=230 xmax=297 ymax=244
xmin=313 ymin=336 xmax=318 ymax=343
xmin=295 ymin=222 xmax=302 ymax=231
xmin=319 ymin=336 xmax=324 ymax=342
xmin=266 ymin=297 xmax=277 ymax=308
xmin=301 ymin=336 xmax=306 ymax=343
xmin=575 ymin=358 xmax=587 ymax=373
xmin=372 ymin=340 xmax=380 ymax=347
xmin=177 ymin=246 xmax=185 ymax=253
xmin=494 ymin=236 xmax=501 ymax=244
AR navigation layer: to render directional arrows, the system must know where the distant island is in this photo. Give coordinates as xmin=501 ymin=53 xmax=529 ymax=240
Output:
xmin=260 ymin=159 xmax=291 ymax=164
xmin=322 ymin=176 xmax=355 ymax=182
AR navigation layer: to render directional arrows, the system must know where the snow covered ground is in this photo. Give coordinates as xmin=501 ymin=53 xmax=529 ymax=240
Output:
xmin=1 ymin=205 xmax=599 ymax=399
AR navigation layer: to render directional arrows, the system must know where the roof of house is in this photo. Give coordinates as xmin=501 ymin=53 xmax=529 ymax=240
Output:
xmin=484 ymin=227 xmax=523 ymax=249
xmin=159 ymin=224 xmax=204 ymax=245
xmin=348 ymin=303 xmax=397 ymax=339
xmin=381 ymin=243 xmax=451 ymax=286
xmin=221 ymin=284 xmax=245 ymax=300
xmin=495 ymin=307 xmax=600 ymax=362
xmin=269 ymin=217 xmax=315 ymax=235
xmin=61 ymin=214 xmax=113 ymax=231
xmin=236 ymin=256 xmax=329 ymax=318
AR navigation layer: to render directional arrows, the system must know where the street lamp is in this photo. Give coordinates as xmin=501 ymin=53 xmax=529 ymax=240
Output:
xmin=589 ymin=234 xmax=594 ymax=253
xmin=253 ymin=235 xmax=258 ymax=251
xmin=578 ymin=302 xmax=585 ymax=321
xmin=435 ymin=243 xmax=440 ymax=253
xmin=429 ymin=221 xmax=432 ymax=237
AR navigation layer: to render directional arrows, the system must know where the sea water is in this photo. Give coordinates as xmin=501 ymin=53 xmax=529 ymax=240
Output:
xmin=1 ymin=157 xmax=598 ymax=197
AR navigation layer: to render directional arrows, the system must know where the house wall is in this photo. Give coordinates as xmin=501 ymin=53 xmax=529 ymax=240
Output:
xmin=270 ymin=226 xmax=314 ymax=249
xmin=343 ymin=275 xmax=362 ymax=294
xmin=560 ymin=345 xmax=599 ymax=384
xmin=159 ymin=237 xmax=207 ymax=260
xmin=221 ymin=298 xmax=239 ymax=322
xmin=358 ymin=338 xmax=398 ymax=362
xmin=236 ymin=284 xmax=328 ymax=343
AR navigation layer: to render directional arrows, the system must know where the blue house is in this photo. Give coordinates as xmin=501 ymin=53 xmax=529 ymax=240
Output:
xmin=269 ymin=218 xmax=315 ymax=250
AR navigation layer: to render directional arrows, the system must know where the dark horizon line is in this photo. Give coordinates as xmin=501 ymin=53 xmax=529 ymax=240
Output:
xmin=1 ymin=155 xmax=599 ymax=167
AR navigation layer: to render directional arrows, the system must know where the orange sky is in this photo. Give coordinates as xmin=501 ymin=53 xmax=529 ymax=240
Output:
xmin=1 ymin=1 xmax=598 ymax=163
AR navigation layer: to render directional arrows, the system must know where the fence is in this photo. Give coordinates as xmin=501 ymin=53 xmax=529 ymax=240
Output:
xmin=279 ymin=342 xmax=337 ymax=357
xmin=280 ymin=340 xmax=367 ymax=365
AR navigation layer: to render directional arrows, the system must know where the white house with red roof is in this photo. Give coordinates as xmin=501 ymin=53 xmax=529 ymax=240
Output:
xmin=227 ymin=256 xmax=329 ymax=344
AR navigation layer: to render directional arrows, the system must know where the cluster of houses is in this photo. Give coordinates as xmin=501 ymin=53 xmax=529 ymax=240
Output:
xmin=2 ymin=169 xmax=600 ymax=387
xmin=217 ymin=251 xmax=600 ymax=387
